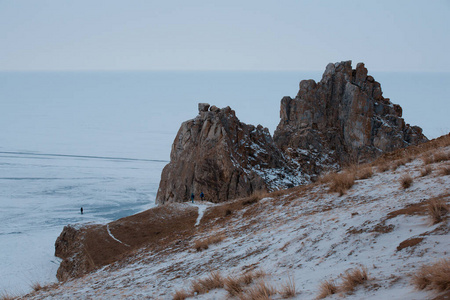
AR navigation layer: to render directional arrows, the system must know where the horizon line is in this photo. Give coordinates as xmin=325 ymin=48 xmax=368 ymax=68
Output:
xmin=1 ymin=69 xmax=449 ymax=74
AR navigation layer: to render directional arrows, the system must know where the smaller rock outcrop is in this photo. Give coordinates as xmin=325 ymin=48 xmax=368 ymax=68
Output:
xmin=155 ymin=105 xmax=305 ymax=204
xmin=54 ymin=204 xmax=198 ymax=281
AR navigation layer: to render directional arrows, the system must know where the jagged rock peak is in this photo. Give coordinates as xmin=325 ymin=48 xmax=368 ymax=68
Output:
xmin=156 ymin=104 xmax=305 ymax=205
xmin=274 ymin=60 xmax=427 ymax=170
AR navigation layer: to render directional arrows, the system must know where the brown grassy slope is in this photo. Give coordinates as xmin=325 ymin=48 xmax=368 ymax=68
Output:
xmin=56 ymin=204 xmax=198 ymax=281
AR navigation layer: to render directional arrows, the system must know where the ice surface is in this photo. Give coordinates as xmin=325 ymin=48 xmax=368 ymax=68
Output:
xmin=0 ymin=151 xmax=165 ymax=294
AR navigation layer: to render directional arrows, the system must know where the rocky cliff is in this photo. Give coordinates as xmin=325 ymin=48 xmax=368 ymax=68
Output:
xmin=156 ymin=61 xmax=427 ymax=204
xmin=156 ymin=104 xmax=306 ymax=204
xmin=273 ymin=61 xmax=427 ymax=173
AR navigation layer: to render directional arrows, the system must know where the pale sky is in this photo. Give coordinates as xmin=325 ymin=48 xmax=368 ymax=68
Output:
xmin=0 ymin=0 xmax=449 ymax=71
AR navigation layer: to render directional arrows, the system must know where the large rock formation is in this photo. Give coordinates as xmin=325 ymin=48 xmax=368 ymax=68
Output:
xmin=155 ymin=104 xmax=306 ymax=204
xmin=157 ymin=61 xmax=427 ymax=204
xmin=273 ymin=61 xmax=427 ymax=173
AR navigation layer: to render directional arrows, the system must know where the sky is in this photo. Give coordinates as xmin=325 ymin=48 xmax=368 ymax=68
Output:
xmin=0 ymin=0 xmax=449 ymax=72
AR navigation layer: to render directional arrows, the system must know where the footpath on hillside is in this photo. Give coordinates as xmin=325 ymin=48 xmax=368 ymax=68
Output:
xmin=189 ymin=201 xmax=215 ymax=226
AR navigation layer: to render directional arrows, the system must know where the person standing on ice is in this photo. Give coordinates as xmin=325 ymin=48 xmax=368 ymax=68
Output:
xmin=190 ymin=193 xmax=194 ymax=203
xmin=200 ymin=192 xmax=204 ymax=201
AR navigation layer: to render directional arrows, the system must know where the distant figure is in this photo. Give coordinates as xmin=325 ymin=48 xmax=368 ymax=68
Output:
xmin=200 ymin=192 xmax=204 ymax=201
xmin=80 ymin=207 xmax=84 ymax=214
xmin=190 ymin=193 xmax=194 ymax=203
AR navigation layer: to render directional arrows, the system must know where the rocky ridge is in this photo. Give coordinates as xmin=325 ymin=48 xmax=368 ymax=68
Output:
xmin=157 ymin=61 xmax=427 ymax=204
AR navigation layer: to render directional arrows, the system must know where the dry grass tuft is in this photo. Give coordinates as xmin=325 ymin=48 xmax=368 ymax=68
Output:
xmin=391 ymin=159 xmax=407 ymax=171
xmin=433 ymin=151 xmax=450 ymax=163
xmin=280 ymin=276 xmax=296 ymax=298
xmin=241 ymin=190 xmax=268 ymax=206
xmin=0 ymin=293 xmax=15 ymax=300
xmin=421 ymin=165 xmax=432 ymax=177
xmin=31 ymin=282 xmax=43 ymax=292
xmin=400 ymin=174 xmax=413 ymax=189
xmin=173 ymin=289 xmax=191 ymax=300
xmin=194 ymin=234 xmax=225 ymax=251
xmin=422 ymin=155 xmax=435 ymax=165
xmin=377 ymin=161 xmax=391 ymax=173
xmin=190 ymin=280 xmax=207 ymax=294
xmin=423 ymin=151 xmax=450 ymax=165
xmin=412 ymin=259 xmax=450 ymax=292
xmin=439 ymin=166 xmax=450 ymax=176
xmin=325 ymin=171 xmax=356 ymax=196
xmin=427 ymin=198 xmax=449 ymax=224
xmin=224 ymin=276 xmax=244 ymax=296
xmin=240 ymin=272 xmax=256 ymax=285
xmin=356 ymin=167 xmax=373 ymax=180
xmin=317 ymin=280 xmax=338 ymax=299
xmin=197 ymin=271 xmax=224 ymax=291
xmin=240 ymin=281 xmax=276 ymax=300
xmin=340 ymin=266 xmax=369 ymax=293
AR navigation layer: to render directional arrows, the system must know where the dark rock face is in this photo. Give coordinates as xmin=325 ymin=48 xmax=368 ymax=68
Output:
xmin=54 ymin=225 xmax=93 ymax=281
xmin=157 ymin=61 xmax=427 ymax=204
xmin=155 ymin=106 xmax=305 ymax=204
xmin=273 ymin=61 xmax=427 ymax=173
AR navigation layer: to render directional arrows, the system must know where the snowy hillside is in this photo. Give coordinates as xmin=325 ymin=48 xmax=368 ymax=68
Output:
xmin=19 ymin=136 xmax=450 ymax=300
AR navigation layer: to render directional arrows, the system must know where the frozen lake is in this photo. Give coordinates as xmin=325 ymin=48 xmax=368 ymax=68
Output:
xmin=0 ymin=70 xmax=448 ymax=295
xmin=0 ymin=151 xmax=166 ymax=294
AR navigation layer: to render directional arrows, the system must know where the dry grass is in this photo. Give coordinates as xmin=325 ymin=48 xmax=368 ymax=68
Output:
xmin=421 ymin=165 xmax=432 ymax=177
xmin=173 ymin=289 xmax=191 ymax=300
xmin=279 ymin=276 xmax=296 ymax=298
xmin=427 ymin=198 xmax=449 ymax=224
xmin=197 ymin=271 xmax=224 ymax=290
xmin=340 ymin=266 xmax=369 ymax=293
xmin=322 ymin=171 xmax=355 ymax=196
xmin=422 ymin=155 xmax=435 ymax=165
xmin=190 ymin=280 xmax=207 ymax=294
xmin=31 ymin=282 xmax=43 ymax=292
xmin=0 ymin=292 xmax=16 ymax=300
xmin=189 ymin=272 xmax=225 ymax=295
xmin=400 ymin=174 xmax=413 ymax=189
xmin=241 ymin=190 xmax=268 ymax=206
xmin=240 ymin=281 xmax=276 ymax=300
xmin=423 ymin=151 xmax=450 ymax=165
xmin=317 ymin=280 xmax=338 ymax=299
xmin=356 ymin=167 xmax=373 ymax=180
xmin=439 ymin=166 xmax=450 ymax=176
xmin=194 ymin=234 xmax=225 ymax=251
xmin=240 ymin=272 xmax=257 ymax=285
xmin=225 ymin=270 xmax=267 ymax=295
xmin=377 ymin=162 xmax=391 ymax=173
xmin=391 ymin=159 xmax=407 ymax=171
xmin=412 ymin=258 xmax=450 ymax=292
xmin=224 ymin=276 xmax=244 ymax=296
xmin=433 ymin=151 xmax=450 ymax=163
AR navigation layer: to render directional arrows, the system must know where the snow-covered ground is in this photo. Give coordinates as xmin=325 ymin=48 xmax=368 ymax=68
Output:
xmin=22 ymin=146 xmax=450 ymax=299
